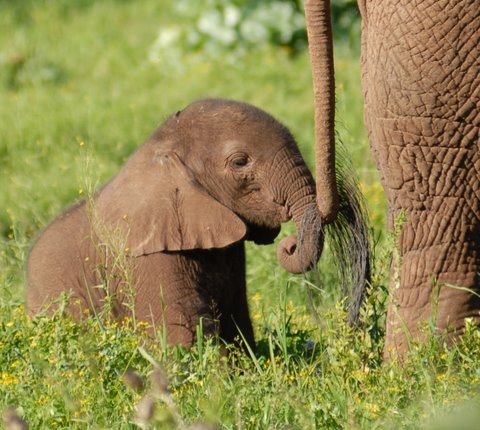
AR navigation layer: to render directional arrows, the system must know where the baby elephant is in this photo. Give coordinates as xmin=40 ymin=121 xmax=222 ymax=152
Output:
xmin=27 ymin=99 xmax=333 ymax=348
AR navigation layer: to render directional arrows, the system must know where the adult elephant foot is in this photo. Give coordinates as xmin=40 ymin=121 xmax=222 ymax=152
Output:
xmin=384 ymin=209 xmax=480 ymax=357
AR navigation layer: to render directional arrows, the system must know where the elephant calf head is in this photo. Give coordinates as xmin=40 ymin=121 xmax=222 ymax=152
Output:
xmin=96 ymin=99 xmax=328 ymax=274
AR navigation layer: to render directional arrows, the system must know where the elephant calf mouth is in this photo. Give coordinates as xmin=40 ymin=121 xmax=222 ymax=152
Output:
xmin=276 ymin=203 xmax=325 ymax=274
xmin=247 ymin=224 xmax=282 ymax=245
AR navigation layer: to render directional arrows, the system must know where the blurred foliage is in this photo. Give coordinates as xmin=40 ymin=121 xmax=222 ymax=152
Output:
xmin=1 ymin=0 xmax=361 ymax=72
xmin=331 ymin=0 xmax=361 ymax=49
xmin=149 ymin=0 xmax=360 ymax=61
xmin=148 ymin=0 xmax=307 ymax=64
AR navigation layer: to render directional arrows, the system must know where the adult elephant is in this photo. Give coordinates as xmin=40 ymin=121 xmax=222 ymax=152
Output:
xmin=304 ymin=0 xmax=480 ymax=356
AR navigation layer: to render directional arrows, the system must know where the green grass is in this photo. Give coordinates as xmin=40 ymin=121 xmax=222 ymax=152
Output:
xmin=1 ymin=1 xmax=479 ymax=428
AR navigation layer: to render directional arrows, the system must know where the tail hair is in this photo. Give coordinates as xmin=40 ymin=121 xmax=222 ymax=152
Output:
xmin=325 ymin=143 xmax=372 ymax=325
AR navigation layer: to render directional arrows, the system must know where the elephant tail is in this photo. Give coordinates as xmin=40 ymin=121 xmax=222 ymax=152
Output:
xmin=325 ymin=143 xmax=372 ymax=326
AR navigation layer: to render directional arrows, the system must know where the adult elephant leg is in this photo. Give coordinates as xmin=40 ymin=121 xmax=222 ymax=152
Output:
xmin=361 ymin=0 xmax=480 ymax=355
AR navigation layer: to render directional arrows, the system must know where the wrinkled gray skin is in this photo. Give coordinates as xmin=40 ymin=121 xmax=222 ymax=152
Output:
xmin=359 ymin=0 xmax=480 ymax=355
xmin=305 ymin=0 xmax=480 ymax=357
xmin=27 ymin=99 xmax=326 ymax=349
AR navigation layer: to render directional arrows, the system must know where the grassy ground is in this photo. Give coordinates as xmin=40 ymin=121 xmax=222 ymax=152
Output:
xmin=1 ymin=1 xmax=479 ymax=429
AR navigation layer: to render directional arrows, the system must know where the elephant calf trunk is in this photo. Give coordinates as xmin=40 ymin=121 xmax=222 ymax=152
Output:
xmin=277 ymin=203 xmax=324 ymax=274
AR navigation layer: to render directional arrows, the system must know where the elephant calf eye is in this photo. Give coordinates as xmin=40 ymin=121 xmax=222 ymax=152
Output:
xmin=231 ymin=157 xmax=249 ymax=168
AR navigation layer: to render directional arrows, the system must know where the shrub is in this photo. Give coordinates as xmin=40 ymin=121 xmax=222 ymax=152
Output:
xmin=148 ymin=0 xmax=361 ymax=65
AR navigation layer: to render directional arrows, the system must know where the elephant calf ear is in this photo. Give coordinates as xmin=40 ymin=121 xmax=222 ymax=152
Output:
xmin=94 ymin=147 xmax=247 ymax=256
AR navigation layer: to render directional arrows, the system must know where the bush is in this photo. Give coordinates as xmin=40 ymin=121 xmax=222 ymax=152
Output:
xmin=148 ymin=0 xmax=361 ymax=65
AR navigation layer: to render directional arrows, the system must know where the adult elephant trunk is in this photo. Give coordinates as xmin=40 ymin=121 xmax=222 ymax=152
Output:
xmin=286 ymin=0 xmax=371 ymax=325
xmin=304 ymin=0 xmax=339 ymax=223
xmin=277 ymin=0 xmax=336 ymax=275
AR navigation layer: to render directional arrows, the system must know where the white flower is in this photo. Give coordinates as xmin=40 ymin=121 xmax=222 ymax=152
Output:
xmin=153 ymin=27 xmax=181 ymax=48
xmin=197 ymin=10 xmax=222 ymax=36
xmin=224 ymin=5 xmax=241 ymax=27
xmin=240 ymin=19 xmax=269 ymax=44
xmin=198 ymin=10 xmax=236 ymax=45
xmin=148 ymin=27 xmax=181 ymax=63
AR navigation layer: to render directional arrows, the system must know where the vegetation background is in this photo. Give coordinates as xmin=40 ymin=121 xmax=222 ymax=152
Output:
xmin=0 ymin=0 xmax=479 ymax=428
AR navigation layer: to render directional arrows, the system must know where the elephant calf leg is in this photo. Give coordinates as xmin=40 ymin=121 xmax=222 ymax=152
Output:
xmin=219 ymin=292 xmax=256 ymax=352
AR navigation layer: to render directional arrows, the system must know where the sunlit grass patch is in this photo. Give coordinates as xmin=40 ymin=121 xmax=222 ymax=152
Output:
xmin=1 ymin=293 xmax=480 ymax=428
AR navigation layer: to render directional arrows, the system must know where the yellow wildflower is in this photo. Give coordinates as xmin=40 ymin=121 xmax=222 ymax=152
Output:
xmin=10 ymin=360 xmax=21 ymax=369
xmin=251 ymin=292 xmax=261 ymax=302
xmin=137 ymin=321 xmax=148 ymax=327
xmin=37 ymin=395 xmax=49 ymax=405
xmin=351 ymin=370 xmax=365 ymax=381
xmin=1 ymin=372 xmax=19 ymax=385
xmin=365 ymin=403 xmax=379 ymax=415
